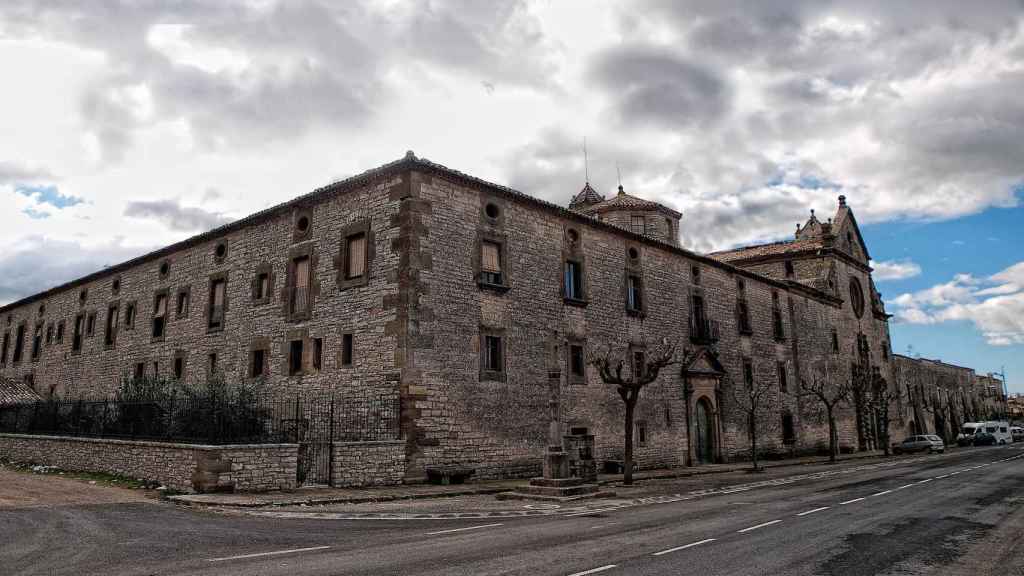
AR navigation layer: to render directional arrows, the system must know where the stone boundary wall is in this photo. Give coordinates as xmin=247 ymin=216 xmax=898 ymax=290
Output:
xmin=332 ymin=440 xmax=406 ymax=487
xmin=0 ymin=433 xmax=297 ymax=493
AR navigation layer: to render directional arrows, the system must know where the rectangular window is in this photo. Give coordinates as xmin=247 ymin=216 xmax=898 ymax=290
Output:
xmin=173 ymin=356 xmax=184 ymax=380
xmin=483 ymin=335 xmax=503 ymax=373
xmin=12 ymin=324 xmax=25 ymax=363
xmin=105 ymin=304 xmax=119 ymax=347
xmin=290 ymin=257 xmax=310 ymax=315
xmin=55 ymin=322 xmax=64 ymax=344
xmin=86 ymin=312 xmax=96 ymax=337
xmin=45 ymin=325 xmax=53 ymax=345
xmin=636 ymin=420 xmax=648 ymax=446
xmin=289 ymin=339 xmax=304 ymax=376
xmin=177 ymin=290 xmax=189 ymax=316
xmin=313 ymin=338 xmax=323 ymax=371
xmin=346 ymin=233 xmax=367 ymax=279
xmin=1 ymin=332 xmax=8 ymax=364
xmin=124 ymin=303 xmax=136 ymax=330
xmin=481 ymin=241 xmax=503 ymax=286
xmin=72 ymin=315 xmax=84 ymax=352
xmin=743 ymin=359 xmax=754 ymax=388
xmin=772 ymin=307 xmax=785 ymax=341
xmin=831 ymin=330 xmax=840 ymax=353
xmin=133 ymin=362 xmax=145 ymax=381
xmin=626 ymin=275 xmax=643 ymax=312
xmin=692 ymin=266 xmax=701 ymax=285
xmin=251 ymin=349 xmax=265 ymax=378
xmin=208 ymin=279 xmax=226 ymax=329
xmin=785 ymin=261 xmax=795 ymax=277
xmin=564 ymin=261 xmax=583 ymax=301
xmin=152 ymin=294 xmax=167 ymax=339
xmin=737 ymin=300 xmax=752 ymax=334
xmin=208 ymin=353 xmax=218 ymax=374
xmin=631 ymin=215 xmax=645 ymax=235
xmin=255 ymin=272 xmax=270 ymax=300
xmin=633 ymin=350 xmax=646 ymax=381
xmin=569 ymin=344 xmax=585 ymax=378
xmin=31 ymin=325 xmax=42 ymax=360
xmin=782 ymin=412 xmax=795 ymax=444
xmin=778 ymin=362 xmax=788 ymax=393
xmin=341 ymin=333 xmax=353 ymax=366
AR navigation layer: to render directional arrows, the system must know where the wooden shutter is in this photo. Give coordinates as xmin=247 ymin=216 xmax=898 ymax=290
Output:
xmin=482 ymin=242 xmax=501 ymax=273
xmin=347 ymin=235 xmax=366 ymax=278
xmin=155 ymin=295 xmax=167 ymax=317
xmin=295 ymin=258 xmax=310 ymax=289
xmin=213 ymin=281 xmax=225 ymax=306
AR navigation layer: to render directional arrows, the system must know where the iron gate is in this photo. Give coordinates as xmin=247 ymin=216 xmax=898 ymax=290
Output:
xmin=279 ymin=396 xmax=334 ymax=486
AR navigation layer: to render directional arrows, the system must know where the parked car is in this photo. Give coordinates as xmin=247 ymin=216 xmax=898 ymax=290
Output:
xmin=973 ymin=432 xmax=998 ymax=446
xmin=958 ymin=421 xmax=1012 ymax=445
xmin=893 ymin=435 xmax=945 ymax=454
xmin=1011 ymin=427 xmax=1024 ymax=443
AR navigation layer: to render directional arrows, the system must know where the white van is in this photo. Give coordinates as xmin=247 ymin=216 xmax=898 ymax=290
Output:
xmin=958 ymin=421 xmax=1012 ymax=445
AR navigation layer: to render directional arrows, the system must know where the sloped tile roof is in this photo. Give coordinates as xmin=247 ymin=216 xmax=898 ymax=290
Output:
xmin=569 ymin=182 xmax=604 ymax=208
xmin=576 ymin=186 xmax=682 ymax=217
xmin=709 ymin=237 xmax=825 ymax=262
xmin=0 ymin=378 xmax=41 ymax=405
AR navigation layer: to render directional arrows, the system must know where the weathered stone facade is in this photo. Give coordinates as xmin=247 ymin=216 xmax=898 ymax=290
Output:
xmin=332 ymin=440 xmax=406 ymax=487
xmin=0 ymin=153 xmax=1004 ymax=484
xmin=0 ymin=433 xmax=297 ymax=492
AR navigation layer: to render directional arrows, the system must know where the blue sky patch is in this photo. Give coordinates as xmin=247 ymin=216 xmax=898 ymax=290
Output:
xmin=15 ymin=184 xmax=84 ymax=209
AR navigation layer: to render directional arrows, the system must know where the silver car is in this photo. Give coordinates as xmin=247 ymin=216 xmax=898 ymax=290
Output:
xmin=894 ymin=435 xmax=945 ymax=454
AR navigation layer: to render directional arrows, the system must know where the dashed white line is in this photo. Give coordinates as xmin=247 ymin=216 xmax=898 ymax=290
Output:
xmin=652 ymin=538 xmax=716 ymax=556
xmin=917 ymin=478 xmax=934 ymax=484
xmin=871 ymin=490 xmax=892 ymax=497
xmin=568 ymin=564 xmax=618 ymax=576
xmin=840 ymin=497 xmax=866 ymax=505
xmin=737 ymin=520 xmax=782 ymax=533
xmin=936 ymin=474 xmax=950 ymax=479
xmin=207 ymin=546 xmax=332 ymax=562
xmin=796 ymin=506 xmax=830 ymax=517
xmin=896 ymin=484 xmax=915 ymax=490
xmin=424 ymin=523 xmax=503 ymax=536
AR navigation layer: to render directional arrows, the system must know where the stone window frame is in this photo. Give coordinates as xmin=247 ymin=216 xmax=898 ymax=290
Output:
xmin=45 ymin=323 xmax=53 ymax=346
xmin=334 ymin=219 xmax=374 ymax=291
xmin=104 ymin=300 xmax=120 ymax=350
xmin=781 ymin=410 xmax=796 ymax=445
xmin=111 ymin=276 xmax=121 ymax=296
xmin=629 ymin=342 xmax=647 ymax=382
xmin=561 ymin=227 xmax=588 ymax=307
xmin=479 ymin=327 xmax=507 ymax=382
xmin=212 ymin=239 xmax=229 ymax=265
xmin=151 ymin=289 xmax=169 ymax=342
xmin=251 ymin=263 xmax=276 ymax=305
xmin=175 ymin=285 xmax=192 ymax=320
xmin=282 ymin=327 xmax=310 ymax=378
xmin=623 ymin=243 xmax=646 ymax=318
xmin=206 ymin=271 xmax=230 ymax=334
xmin=172 ymin=350 xmax=188 ymax=381
xmin=123 ymin=301 xmax=137 ymax=331
xmin=849 ymin=276 xmax=865 ymax=319
xmin=30 ymin=321 xmax=43 ymax=362
xmin=474 ymin=230 xmax=511 ymax=294
xmin=777 ymin=361 xmax=788 ymax=393
xmin=830 ymin=329 xmax=840 ymax=354
xmin=249 ymin=337 xmax=271 ymax=380
xmin=283 ymin=243 xmax=320 ymax=323
xmin=635 ymin=420 xmax=648 ymax=446
xmin=566 ymin=336 xmax=587 ymax=385
xmin=735 ymin=278 xmax=753 ymax=336
xmin=158 ymin=259 xmax=171 ymax=280
xmin=206 ymin=351 xmax=220 ymax=379
xmin=11 ymin=321 xmax=27 ymax=365
xmin=55 ymin=320 xmax=64 ymax=345
xmin=691 ymin=265 xmax=702 ymax=286
xmin=70 ymin=313 xmax=85 ymax=355
xmin=78 ymin=288 xmax=88 ymax=307
xmin=742 ymin=357 xmax=755 ymax=388
xmin=85 ymin=311 xmax=97 ymax=338
xmin=339 ymin=331 xmax=354 ymax=368
xmin=630 ymin=213 xmax=646 ymax=236
xmin=292 ymin=207 xmax=313 ymax=244
xmin=481 ymin=194 xmax=506 ymax=228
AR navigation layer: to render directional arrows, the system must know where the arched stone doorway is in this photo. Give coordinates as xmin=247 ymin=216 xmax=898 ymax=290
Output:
xmin=683 ymin=348 xmax=726 ymax=466
xmin=695 ymin=397 xmax=715 ymax=464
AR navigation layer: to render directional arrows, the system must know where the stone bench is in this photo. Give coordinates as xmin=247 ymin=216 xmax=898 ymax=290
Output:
xmin=425 ymin=466 xmax=475 ymax=485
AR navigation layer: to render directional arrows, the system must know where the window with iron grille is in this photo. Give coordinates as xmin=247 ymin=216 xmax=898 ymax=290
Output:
xmin=630 ymin=215 xmax=645 ymax=235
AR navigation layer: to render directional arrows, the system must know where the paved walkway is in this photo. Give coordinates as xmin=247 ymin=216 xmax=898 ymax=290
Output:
xmin=169 ymin=450 xmax=897 ymax=509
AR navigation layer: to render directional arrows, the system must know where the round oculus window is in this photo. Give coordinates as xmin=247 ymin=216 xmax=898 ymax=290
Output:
xmin=296 ymin=215 xmax=310 ymax=232
xmin=215 ymin=243 xmax=227 ymax=258
xmin=484 ymin=203 xmax=500 ymax=219
xmin=160 ymin=261 xmax=170 ymax=276
xmin=849 ymin=277 xmax=865 ymax=318
xmin=567 ymin=229 xmax=579 ymax=243
xmin=628 ymin=247 xmax=639 ymax=260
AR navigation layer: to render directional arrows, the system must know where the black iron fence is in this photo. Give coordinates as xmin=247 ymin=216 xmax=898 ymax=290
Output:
xmin=0 ymin=392 xmax=400 ymax=445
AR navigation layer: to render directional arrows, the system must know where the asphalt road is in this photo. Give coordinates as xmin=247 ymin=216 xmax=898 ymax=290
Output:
xmin=2 ymin=446 xmax=1023 ymax=576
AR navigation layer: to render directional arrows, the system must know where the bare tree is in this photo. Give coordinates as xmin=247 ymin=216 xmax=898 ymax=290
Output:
xmin=797 ymin=360 xmax=852 ymax=463
xmin=868 ymin=367 xmax=903 ymax=456
xmin=730 ymin=368 xmax=776 ymax=471
xmin=589 ymin=340 xmax=692 ymax=485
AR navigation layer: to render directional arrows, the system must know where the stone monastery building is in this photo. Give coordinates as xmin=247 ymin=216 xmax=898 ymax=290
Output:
xmin=0 ymin=153 xmax=1004 ymax=480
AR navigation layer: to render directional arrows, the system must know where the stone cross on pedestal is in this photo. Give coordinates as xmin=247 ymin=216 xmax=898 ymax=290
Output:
xmin=543 ymin=339 xmax=568 ymax=479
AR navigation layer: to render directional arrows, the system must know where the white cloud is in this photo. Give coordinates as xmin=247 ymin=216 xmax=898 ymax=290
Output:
xmin=891 ymin=262 xmax=1024 ymax=346
xmin=870 ymin=259 xmax=922 ymax=281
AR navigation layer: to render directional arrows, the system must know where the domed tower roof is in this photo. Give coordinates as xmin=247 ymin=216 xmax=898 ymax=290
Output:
xmin=569 ymin=182 xmax=605 ymax=210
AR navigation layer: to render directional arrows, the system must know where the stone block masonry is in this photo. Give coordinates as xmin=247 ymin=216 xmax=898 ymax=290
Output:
xmin=332 ymin=440 xmax=406 ymax=487
xmin=0 ymin=433 xmax=297 ymax=493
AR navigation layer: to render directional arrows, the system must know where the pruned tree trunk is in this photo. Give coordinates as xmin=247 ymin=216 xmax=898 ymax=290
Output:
xmin=623 ymin=390 xmax=636 ymax=485
xmin=749 ymin=415 xmax=760 ymax=470
xmin=827 ymin=408 xmax=839 ymax=463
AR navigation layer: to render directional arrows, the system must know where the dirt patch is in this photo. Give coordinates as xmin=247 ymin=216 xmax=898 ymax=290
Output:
xmin=0 ymin=464 xmax=153 ymax=509
xmin=820 ymin=516 xmax=991 ymax=576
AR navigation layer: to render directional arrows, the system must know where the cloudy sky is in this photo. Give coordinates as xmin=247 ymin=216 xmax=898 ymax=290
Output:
xmin=1 ymin=1 xmax=1022 ymax=390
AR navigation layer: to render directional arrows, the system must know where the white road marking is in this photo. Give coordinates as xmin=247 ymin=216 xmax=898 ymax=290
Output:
xmin=652 ymin=538 xmax=717 ymax=556
xmin=896 ymin=484 xmax=914 ymax=490
xmin=737 ymin=520 xmax=782 ymax=533
xmin=917 ymin=478 xmax=934 ymax=484
xmin=207 ymin=546 xmax=331 ymax=562
xmin=796 ymin=506 xmax=830 ymax=517
xmin=568 ymin=564 xmax=618 ymax=576
xmin=871 ymin=490 xmax=892 ymax=497
xmin=840 ymin=497 xmax=866 ymax=505
xmin=425 ymin=523 xmax=503 ymax=536
xmin=936 ymin=475 xmax=950 ymax=479
xmin=565 ymin=509 xmax=621 ymax=518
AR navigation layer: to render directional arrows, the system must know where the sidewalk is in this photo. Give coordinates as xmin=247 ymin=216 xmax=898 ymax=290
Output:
xmin=168 ymin=449 xmax=895 ymax=509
